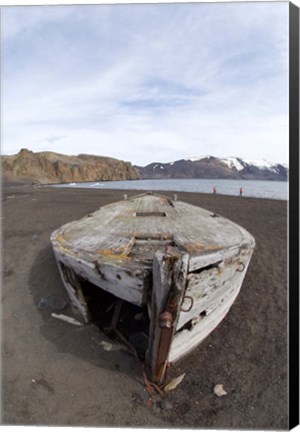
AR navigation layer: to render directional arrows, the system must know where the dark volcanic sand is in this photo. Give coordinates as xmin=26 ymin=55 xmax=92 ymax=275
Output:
xmin=1 ymin=185 xmax=288 ymax=428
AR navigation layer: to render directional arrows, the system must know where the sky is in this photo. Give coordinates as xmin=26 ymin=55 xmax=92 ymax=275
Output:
xmin=1 ymin=2 xmax=289 ymax=166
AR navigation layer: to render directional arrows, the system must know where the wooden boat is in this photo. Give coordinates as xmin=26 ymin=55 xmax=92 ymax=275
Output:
xmin=51 ymin=192 xmax=255 ymax=383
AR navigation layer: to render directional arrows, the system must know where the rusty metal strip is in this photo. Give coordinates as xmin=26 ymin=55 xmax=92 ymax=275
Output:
xmin=148 ymin=250 xmax=189 ymax=384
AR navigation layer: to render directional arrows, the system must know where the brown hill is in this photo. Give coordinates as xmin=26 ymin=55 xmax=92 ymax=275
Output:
xmin=2 ymin=149 xmax=140 ymax=184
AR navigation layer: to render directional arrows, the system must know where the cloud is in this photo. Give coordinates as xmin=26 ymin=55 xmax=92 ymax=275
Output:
xmin=40 ymin=135 xmax=68 ymax=144
xmin=2 ymin=3 xmax=289 ymax=165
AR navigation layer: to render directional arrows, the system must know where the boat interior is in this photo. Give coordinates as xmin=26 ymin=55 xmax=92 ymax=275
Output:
xmin=79 ymin=277 xmax=151 ymax=359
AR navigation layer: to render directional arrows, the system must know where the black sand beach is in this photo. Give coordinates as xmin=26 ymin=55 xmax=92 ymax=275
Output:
xmin=1 ymin=184 xmax=288 ymax=428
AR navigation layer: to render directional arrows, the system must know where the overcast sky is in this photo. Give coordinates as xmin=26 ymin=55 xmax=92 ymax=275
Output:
xmin=2 ymin=2 xmax=289 ymax=166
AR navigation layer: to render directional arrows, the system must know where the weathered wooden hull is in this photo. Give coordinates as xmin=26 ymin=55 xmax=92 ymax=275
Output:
xmin=169 ymin=245 xmax=252 ymax=362
xmin=51 ymin=192 xmax=255 ymax=382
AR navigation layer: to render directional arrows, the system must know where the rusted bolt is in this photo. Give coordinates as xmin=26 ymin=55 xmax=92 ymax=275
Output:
xmin=159 ymin=311 xmax=173 ymax=328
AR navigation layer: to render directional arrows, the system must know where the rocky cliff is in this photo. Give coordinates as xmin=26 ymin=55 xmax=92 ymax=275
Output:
xmin=136 ymin=156 xmax=288 ymax=181
xmin=2 ymin=149 xmax=140 ymax=184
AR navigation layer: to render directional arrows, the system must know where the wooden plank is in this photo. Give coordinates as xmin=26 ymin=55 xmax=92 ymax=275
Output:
xmin=169 ymin=255 xmax=253 ymax=362
xmin=147 ymin=252 xmax=173 ymax=381
xmin=147 ymin=250 xmax=189 ymax=384
xmin=53 ymin=248 xmax=149 ymax=306
xmin=109 ymin=299 xmax=123 ymax=330
xmin=169 ymin=302 xmax=234 ymax=363
xmin=176 ymin=255 xmax=250 ymax=329
xmin=56 ymin=262 xmax=90 ymax=323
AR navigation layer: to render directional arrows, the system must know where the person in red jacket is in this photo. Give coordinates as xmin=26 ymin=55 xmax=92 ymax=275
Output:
xmin=240 ymin=187 xmax=243 ymax=196
xmin=213 ymin=186 xmax=217 ymax=194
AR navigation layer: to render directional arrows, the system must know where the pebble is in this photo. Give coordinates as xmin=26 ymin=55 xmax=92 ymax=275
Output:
xmin=214 ymin=384 xmax=228 ymax=397
xmin=37 ymin=296 xmax=68 ymax=311
xmin=153 ymin=401 xmax=162 ymax=413
xmin=159 ymin=399 xmax=173 ymax=410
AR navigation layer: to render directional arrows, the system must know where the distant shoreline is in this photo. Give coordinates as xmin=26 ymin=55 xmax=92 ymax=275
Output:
xmin=2 ymin=175 xmax=288 ymax=189
xmin=2 ymin=181 xmax=287 ymax=203
xmin=46 ymin=178 xmax=288 ymax=201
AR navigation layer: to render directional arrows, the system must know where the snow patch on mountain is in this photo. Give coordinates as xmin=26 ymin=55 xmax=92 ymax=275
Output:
xmin=153 ymin=163 xmax=165 ymax=171
xmin=183 ymin=156 xmax=287 ymax=173
xmin=184 ymin=155 xmax=211 ymax=162
xmin=243 ymin=159 xmax=280 ymax=173
xmin=220 ymin=157 xmax=244 ymax=171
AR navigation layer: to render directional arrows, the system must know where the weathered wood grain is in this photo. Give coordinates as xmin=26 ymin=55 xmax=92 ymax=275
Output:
xmin=169 ymin=253 xmax=254 ymax=362
xmin=148 ymin=250 xmax=189 ymax=383
xmin=51 ymin=192 xmax=255 ymax=368
xmin=177 ymin=251 xmax=252 ymax=330
xmin=52 ymin=193 xmax=253 ymax=266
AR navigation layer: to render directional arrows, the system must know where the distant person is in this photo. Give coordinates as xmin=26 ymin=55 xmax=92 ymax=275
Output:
xmin=213 ymin=186 xmax=217 ymax=194
xmin=239 ymin=187 xmax=243 ymax=196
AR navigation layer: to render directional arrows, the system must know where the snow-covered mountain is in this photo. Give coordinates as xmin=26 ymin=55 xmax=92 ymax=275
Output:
xmin=136 ymin=156 xmax=288 ymax=181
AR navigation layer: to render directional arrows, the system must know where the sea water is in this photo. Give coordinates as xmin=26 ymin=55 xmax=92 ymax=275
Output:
xmin=52 ymin=178 xmax=288 ymax=200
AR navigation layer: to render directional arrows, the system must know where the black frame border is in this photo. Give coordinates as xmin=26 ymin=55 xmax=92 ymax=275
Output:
xmin=289 ymin=1 xmax=299 ymax=429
